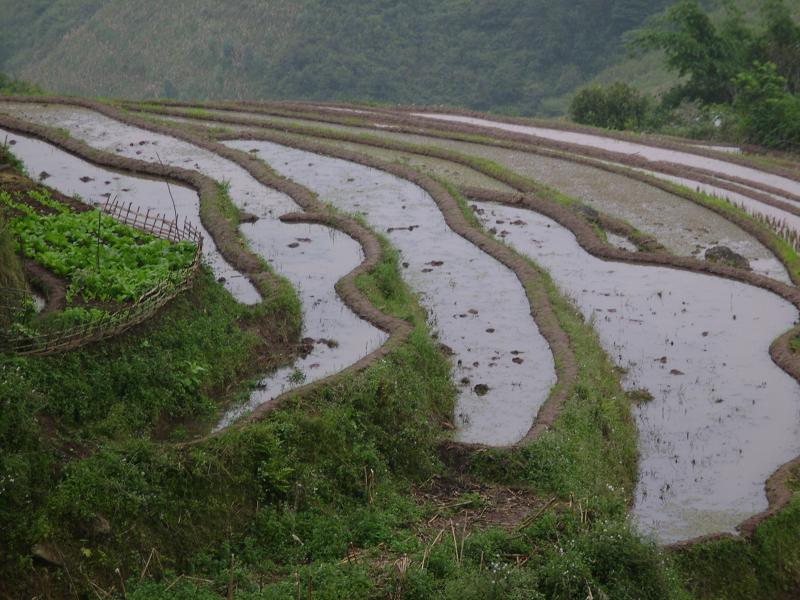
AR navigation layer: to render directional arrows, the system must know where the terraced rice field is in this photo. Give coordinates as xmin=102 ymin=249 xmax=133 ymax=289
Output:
xmin=4 ymin=96 xmax=800 ymax=548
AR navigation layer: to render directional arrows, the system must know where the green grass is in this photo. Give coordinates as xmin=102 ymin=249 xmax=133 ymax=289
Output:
xmin=0 ymin=220 xmax=457 ymax=596
xmin=676 ymin=493 xmax=800 ymax=600
xmin=0 ymin=268 xmax=265 ymax=578
xmin=9 ymin=102 xmax=800 ymax=597
xmin=0 ymin=172 xmax=690 ymax=596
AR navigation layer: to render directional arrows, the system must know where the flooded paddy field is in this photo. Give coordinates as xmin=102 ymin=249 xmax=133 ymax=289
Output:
xmin=346 ymin=129 xmax=790 ymax=281
xmin=282 ymin=135 xmax=513 ymax=193
xmin=146 ymin=106 xmax=791 ymax=283
xmin=5 ymin=99 xmax=800 ymax=546
xmin=225 ymin=138 xmax=557 ymax=446
xmin=0 ymin=103 xmax=387 ymax=426
xmin=468 ymin=198 xmax=800 ymax=543
xmin=411 ymin=112 xmax=800 ymax=197
xmin=148 ymin=110 xmax=514 ymax=193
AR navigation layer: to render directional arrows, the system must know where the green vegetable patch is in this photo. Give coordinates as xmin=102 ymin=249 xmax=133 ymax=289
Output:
xmin=1 ymin=189 xmax=196 ymax=304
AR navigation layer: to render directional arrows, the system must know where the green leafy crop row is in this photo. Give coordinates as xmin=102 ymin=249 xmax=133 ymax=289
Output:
xmin=1 ymin=189 xmax=196 ymax=304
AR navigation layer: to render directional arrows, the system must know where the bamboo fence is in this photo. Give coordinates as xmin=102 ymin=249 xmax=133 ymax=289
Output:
xmin=0 ymin=199 xmax=203 ymax=356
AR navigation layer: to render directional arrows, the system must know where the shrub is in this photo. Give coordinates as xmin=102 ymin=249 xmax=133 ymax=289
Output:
xmin=569 ymin=82 xmax=652 ymax=130
xmin=733 ymin=61 xmax=800 ymax=151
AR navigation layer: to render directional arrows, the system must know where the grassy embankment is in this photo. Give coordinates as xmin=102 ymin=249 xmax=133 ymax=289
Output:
xmin=0 ymin=148 xmax=299 ymax=591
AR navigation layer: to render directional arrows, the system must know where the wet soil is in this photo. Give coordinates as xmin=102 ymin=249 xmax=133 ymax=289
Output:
xmin=7 ymin=98 xmax=800 ymax=544
xmin=0 ymin=101 xmax=399 ymax=430
xmin=290 ymin=136 xmax=512 ymax=193
xmin=412 ymin=112 xmax=800 ymax=196
xmin=375 ymin=133 xmax=788 ymax=280
xmin=134 ymin=104 xmax=792 ymax=283
xmin=216 ymin=220 xmax=388 ymax=429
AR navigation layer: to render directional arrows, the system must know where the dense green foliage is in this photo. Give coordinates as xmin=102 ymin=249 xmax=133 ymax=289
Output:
xmin=0 ymin=201 xmax=693 ymax=598
xmin=733 ymin=60 xmax=800 ymax=149
xmin=639 ymin=0 xmax=800 ymax=149
xmin=0 ymin=211 xmax=25 ymax=292
xmin=632 ymin=0 xmax=755 ymax=106
xmin=1 ymin=189 xmax=196 ymax=304
xmin=568 ymin=0 xmax=800 ymax=149
xmin=0 ymin=269 xmax=262 ymax=580
xmin=675 ymin=493 xmax=800 ymax=599
xmin=569 ymin=81 xmax=652 ymax=129
xmin=0 ymin=0 xmax=671 ymax=115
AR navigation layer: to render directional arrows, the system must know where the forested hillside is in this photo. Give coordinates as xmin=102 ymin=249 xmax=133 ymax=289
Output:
xmin=0 ymin=0 xmax=671 ymax=114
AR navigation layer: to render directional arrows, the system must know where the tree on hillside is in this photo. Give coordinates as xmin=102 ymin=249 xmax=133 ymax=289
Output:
xmin=631 ymin=0 xmax=754 ymax=106
xmin=758 ymin=0 xmax=800 ymax=93
xmin=619 ymin=0 xmax=800 ymax=149
xmin=734 ymin=61 xmax=800 ymax=150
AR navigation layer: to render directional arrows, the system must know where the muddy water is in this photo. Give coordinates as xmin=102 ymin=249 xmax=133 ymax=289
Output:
xmin=296 ymin=137 xmax=513 ymax=192
xmin=31 ymin=292 xmax=46 ymax=313
xmin=414 ymin=113 xmax=800 ymax=197
xmin=216 ymin=220 xmax=387 ymax=429
xmin=0 ymin=104 xmax=387 ymax=426
xmin=469 ymin=199 xmax=800 ymax=543
xmin=689 ymin=143 xmax=741 ymax=155
xmin=0 ymin=127 xmax=261 ymax=305
xmin=158 ymin=112 xmax=511 ymax=192
xmin=225 ymin=139 xmax=558 ymax=446
xmin=380 ymin=133 xmax=787 ymax=280
xmin=153 ymin=110 xmax=790 ymax=283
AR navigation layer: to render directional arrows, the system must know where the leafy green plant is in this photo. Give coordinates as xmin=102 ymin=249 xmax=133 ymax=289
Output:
xmin=1 ymin=189 xmax=196 ymax=304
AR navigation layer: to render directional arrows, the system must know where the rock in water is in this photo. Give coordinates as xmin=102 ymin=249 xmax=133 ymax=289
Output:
xmin=704 ymin=246 xmax=750 ymax=270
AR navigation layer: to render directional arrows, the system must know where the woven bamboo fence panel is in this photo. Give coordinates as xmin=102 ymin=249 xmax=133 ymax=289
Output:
xmin=0 ymin=199 xmax=203 ymax=356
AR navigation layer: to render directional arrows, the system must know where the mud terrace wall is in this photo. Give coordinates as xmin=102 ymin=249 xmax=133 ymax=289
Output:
xmin=115 ymin=98 xmax=800 ymax=545
xmin=123 ymin=101 xmax=800 ymax=286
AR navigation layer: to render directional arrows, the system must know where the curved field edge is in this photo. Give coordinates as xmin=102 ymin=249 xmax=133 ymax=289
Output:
xmin=155 ymin=104 xmax=800 ymax=553
xmin=129 ymin=98 xmax=800 ymax=197
xmin=279 ymin=100 xmax=800 ymax=183
xmin=125 ymin=100 xmax=800 ymax=284
xmin=3 ymin=99 xmax=796 ymax=597
xmin=0 ymin=111 xmax=303 ymax=340
xmin=0 ymin=95 xmax=577 ymax=444
xmin=0 ymin=99 xmax=690 ymax=597
xmin=0 ymin=104 xmax=414 ymax=436
xmin=163 ymin=105 xmax=800 ymax=590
